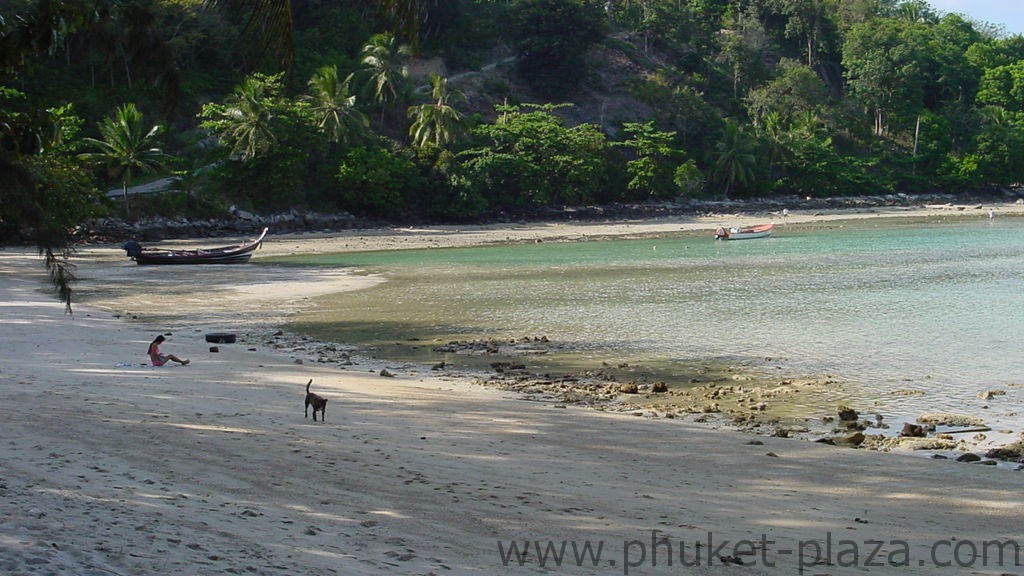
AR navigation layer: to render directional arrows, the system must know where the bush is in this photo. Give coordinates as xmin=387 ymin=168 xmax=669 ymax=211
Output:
xmin=335 ymin=146 xmax=422 ymax=218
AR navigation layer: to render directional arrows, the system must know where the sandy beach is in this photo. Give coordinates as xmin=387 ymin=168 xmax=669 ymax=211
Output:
xmin=2 ymin=203 xmax=1024 ymax=575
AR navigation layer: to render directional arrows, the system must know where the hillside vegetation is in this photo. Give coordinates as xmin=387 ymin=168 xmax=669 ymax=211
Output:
xmin=4 ymin=0 xmax=1024 ymax=241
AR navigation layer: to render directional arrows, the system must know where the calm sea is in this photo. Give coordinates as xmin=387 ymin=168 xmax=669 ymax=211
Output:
xmin=279 ymin=218 xmax=1024 ymax=424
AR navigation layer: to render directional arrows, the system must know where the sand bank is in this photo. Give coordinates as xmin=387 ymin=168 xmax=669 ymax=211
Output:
xmin=2 ymin=203 xmax=1023 ymax=575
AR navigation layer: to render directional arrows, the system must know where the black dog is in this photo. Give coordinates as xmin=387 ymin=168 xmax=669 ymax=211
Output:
xmin=304 ymin=379 xmax=328 ymax=422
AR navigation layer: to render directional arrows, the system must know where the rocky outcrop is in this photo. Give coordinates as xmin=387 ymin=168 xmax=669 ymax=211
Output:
xmin=985 ymin=440 xmax=1024 ymax=461
xmin=899 ymin=423 xmax=926 ymax=438
xmin=837 ymin=406 xmax=859 ymax=422
xmin=918 ymin=413 xmax=986 ymax=427
xmin=73 ymin=208 xmax=365 ymax=244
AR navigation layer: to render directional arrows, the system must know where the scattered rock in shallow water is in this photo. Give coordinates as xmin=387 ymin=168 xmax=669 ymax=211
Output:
xmin=841 ymin=420 xmax=866 ymax=431
xmin=897 ymin=437 xmax=959 ymax=451
xmin=956 ymin=453 xmax=981 ymax=463
xmin=837 ymin=406 xmax=859 ymax=421
xmin=618 ymin=382 xmax=639 ymax=394
xmin=899 ymin=423 xmax=926 ymax=438
xmin=836 ymin=432 xmax=865 ymax=446
xmin=651 ymin=381 xmax=668 ymax=393
xmin=985 ymin=442 xmax=1024 ymax=461
xmin=977 ymin=389 xmax=1006 ymax=400
xmin=380 ymin=368 xmax=395 ymax=377
xmin=918 ymin=413 xmax=986 ymax=427
xmin=859 ymin=435 xmax=959 ymax=452
xmin=890 ymin=388 xmax=926 ymax=397
xmin=435 ymin=336 xmax=557 ymax=356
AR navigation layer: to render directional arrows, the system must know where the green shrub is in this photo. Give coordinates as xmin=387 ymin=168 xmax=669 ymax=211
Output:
xmin=335 ymin=146 xmax=422 ymax=218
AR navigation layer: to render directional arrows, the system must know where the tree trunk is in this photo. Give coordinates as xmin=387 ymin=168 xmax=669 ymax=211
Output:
xmin=912 ymin=114 xmax=921 ymax=175
xmin=124 ymin=53 xmax=132 ymax=90
xmin=122 ymin=169 xmax=132 ymax=217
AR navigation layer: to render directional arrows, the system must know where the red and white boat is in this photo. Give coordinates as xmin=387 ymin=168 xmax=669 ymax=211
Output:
xmin=714 ymin=223 xmax=773 ymax=240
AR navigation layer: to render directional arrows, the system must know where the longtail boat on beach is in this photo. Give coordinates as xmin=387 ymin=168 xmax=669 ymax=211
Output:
xmin=714 ymin=223 xmax=773 ymax=240
xmin=123 ymin=228 xmax=267 ymax=265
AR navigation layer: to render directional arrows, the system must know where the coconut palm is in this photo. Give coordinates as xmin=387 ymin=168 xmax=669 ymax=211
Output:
xmin=303 ymin=65 xmax=369 ymax=148
xmin=204 ymin=0 xmax=295 ymax=71
xmin=215 ymin=74 xmax=280 ymax=161
xmin=79 ymin=103 xmax=168 ymax=213
xmin=378 ymin=0 xmax=426 ymax=51
xmin=360 ymin=32 xmax=411 ymax=125
xmin=407 ymin=74 xmax=466 ymax=150
xmin=757 ymin=111 xmax=791 ymax=179
xmin=710 ymin=121 xmax=758 ymax=199
xmin=3 ymin=1 xmax=168 ymax=311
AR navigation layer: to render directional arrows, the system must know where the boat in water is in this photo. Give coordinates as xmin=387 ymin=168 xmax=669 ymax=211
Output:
xmin=123 ymin=228 xmax=267 ymax=265
xmin=714 ymin=223 xmax=773 ymax=240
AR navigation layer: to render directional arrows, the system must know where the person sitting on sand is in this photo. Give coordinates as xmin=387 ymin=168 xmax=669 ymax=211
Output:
xmin=148 ymin=335 xmax=190 ymax=366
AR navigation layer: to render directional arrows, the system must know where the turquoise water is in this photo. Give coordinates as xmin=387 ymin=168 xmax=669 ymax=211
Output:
xmin=280 ymin=219 xmax=1024 ymax=420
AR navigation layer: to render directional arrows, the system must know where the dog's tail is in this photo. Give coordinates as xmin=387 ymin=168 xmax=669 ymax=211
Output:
xmin=306 ymin=379 xmax=313 ymax=393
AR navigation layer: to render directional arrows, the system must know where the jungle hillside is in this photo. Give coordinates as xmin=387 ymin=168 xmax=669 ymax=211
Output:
xmin=5 ymin=0 xmax=1024 ymax=244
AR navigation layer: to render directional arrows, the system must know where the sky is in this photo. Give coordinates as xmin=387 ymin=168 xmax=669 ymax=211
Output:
xmin=928 ymin=0 xmax=1024 ymax=36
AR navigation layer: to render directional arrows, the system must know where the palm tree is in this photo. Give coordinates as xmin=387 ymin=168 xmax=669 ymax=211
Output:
xmin=303 ymin=66 xmax=369 ymax=148
xmin=213 ymin=74 xmax=281 ymax=161
xmin=710 ymin=121 xmax=758 ymax=199
xmin=360 ymin=32 xmax=411 ymax=125
xmin=757 ymin=111 xmax=791 ymax=179
xmin=2 ymin=1 xmax=166 ymax=311
xmin=378 ymin=0 xmax=426 ymax=52
xmin=407 ymin=74 xmax=466 ymax=150
xmin=204 ymin=0 xmax=295 ymax=71
xmin=79 ymin=103 xmax=168 ymax=213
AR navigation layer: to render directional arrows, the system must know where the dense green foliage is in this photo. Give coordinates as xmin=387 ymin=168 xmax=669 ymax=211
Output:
xmin=5 ymin=0 xmax=1024 ymax=249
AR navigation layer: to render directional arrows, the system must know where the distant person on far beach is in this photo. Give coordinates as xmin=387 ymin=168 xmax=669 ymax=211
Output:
xmin=148 ymin=335 xmax=190 ymax=366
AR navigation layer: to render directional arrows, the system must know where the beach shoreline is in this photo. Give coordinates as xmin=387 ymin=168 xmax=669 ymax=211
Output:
xmin=251 ymin=202 xmax=1024 ymax=456
xmin=235 ymin=199 xmax=1024 ymax=256
xmin=28 ymin=200 xmax=1024 ymax=450
xmin=3 ymin=202 xmax=1024 ymax=575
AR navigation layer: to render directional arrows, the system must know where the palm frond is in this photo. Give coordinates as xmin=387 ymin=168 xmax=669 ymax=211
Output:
xmin=205 ymin=0 xmax=295 ymax=72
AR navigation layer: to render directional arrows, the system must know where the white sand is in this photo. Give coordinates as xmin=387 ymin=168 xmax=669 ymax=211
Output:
xmin=2 ymin=204 xmax=1023 ymax=575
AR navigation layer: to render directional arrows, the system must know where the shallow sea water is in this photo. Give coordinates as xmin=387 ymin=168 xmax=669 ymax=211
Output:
xmin=279 ymin=218 xmax=1024 ymax=427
